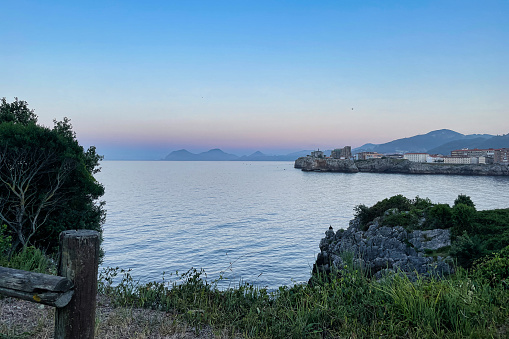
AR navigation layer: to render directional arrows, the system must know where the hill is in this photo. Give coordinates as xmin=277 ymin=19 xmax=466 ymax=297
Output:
xmin=353 ymin=129 xmax=494 ymax=154
xmin=428 ymin=134 xmax=509 ymax=155
xmin=163 ymin=149 xmax=314 ymax=161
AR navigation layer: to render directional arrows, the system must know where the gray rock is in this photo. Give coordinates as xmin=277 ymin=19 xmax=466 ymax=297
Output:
xmin=314 ymin=215 xmax=454 ymax=280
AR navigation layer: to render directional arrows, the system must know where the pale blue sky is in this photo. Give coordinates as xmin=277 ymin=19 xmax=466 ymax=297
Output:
xmin=1 ymin=0 xmax=508 ymax=159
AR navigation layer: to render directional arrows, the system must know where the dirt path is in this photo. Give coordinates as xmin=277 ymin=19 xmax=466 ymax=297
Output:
xmin=0 ymin=296 xmax=232 ymax=339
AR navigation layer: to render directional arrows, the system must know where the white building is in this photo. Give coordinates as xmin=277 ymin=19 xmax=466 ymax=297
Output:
xmin=427 ymin=155 xmax=444 ymax=163
xmin=404 ymin=153 xmax=429 ymax=163
xmin=444 ymin=157 xmax=472 ymax=164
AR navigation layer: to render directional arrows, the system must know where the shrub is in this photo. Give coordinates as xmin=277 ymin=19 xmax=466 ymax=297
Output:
xmin=427 ymin=204 xmax=453 ymax=229
xmin=454 ymin=194 xmax=476 ymax=210
xmin=450 ymin=232 xmax=484 ymax=268
xmin=473 ymin=245 xmax=509 ymax=286
xmin=383 ymin=212 xmax=417 ymax=228
xmin=452 ymin=204 xmax=477 ymax=236
xmin=354 ymin=195 xmax=413 ymax=230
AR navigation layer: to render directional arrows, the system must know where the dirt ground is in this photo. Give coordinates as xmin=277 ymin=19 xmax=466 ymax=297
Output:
xmin=0 ymin=295 xmax=233 ymax=339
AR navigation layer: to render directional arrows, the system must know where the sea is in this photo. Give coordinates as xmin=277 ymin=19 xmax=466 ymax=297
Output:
xmin=95 ymin=161 xmax=509 ymax=290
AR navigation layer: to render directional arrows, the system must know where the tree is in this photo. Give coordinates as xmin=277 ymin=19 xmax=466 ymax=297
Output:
xmin=454 ymin=194 xmax=476 ymax=210
xmin=0 ymin=97 xmax=37 ymax=125
xmin=0 ymin=98 xmax=105 ymax=254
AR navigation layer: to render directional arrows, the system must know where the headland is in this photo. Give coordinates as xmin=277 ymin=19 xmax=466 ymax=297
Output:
xmin=294 ymin=157 xmax=509 ymax=176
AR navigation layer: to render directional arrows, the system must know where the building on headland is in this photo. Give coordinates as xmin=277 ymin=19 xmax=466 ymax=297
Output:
xmin=357 ymin=151 xmax=384 ymax=160
xmin=427 ymin=155 xmax=445 ymax=163
xmin=385 ymin=154 xmax=404 ymax=159
xmin=311 ymin=150 xmax=324 ymax=158
xmin=451 ymin=148 xmax=496 ymax=158
xmin=403 ymin=153 xmax=429 ymax=163
xmin=443 ymin=157 xmax=472 ymax=164
xmin=331 ymin=146 xmax=352 ymax=159
xmin=494 ymin=148 xmax=509 ymax=164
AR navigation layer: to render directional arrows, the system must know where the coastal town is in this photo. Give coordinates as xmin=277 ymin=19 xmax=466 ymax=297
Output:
xmin=309 ymin=146 xmax=509 ymax=165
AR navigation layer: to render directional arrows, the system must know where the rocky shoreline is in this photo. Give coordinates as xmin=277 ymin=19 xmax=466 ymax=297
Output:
xmin=313 ymin=215 xmax=454 ymax=280
xmin=294 ymin=157 xmax=509 ymax=176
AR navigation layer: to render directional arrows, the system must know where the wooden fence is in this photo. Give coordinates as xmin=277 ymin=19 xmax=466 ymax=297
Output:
xmin=0 ymin=230 xmax=99 ymax=339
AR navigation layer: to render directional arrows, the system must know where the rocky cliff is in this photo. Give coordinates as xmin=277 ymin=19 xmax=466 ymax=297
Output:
xmin=314 ymin=215 xmax=453 ymax=280
xmin=295 ymin=157 xmax=509 ymax=176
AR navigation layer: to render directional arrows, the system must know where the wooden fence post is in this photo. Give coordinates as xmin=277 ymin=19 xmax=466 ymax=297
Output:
xmin=54 ymin=230 xmax=99 ymax=339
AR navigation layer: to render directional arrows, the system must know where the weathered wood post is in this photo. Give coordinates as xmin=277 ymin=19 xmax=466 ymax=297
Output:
xmin=54 ymin=230 xmax=100 ymax=339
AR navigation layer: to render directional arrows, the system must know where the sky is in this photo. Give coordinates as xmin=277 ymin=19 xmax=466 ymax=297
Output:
xmin=1 ymin=0 xmax=508 ymax=160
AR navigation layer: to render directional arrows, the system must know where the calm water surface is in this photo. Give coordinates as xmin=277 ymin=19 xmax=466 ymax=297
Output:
xmin=96 ymin=161 xmax=509 ymax=289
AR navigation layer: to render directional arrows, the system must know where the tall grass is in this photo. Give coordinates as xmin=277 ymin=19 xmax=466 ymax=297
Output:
xmin=99 ymin=264 xmax=509 ymax=338
xmin=0 ymin=246 xmax=55 ymax=274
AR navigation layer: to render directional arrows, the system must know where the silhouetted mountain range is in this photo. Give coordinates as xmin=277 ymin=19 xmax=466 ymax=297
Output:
xmin=163 ymin=149 xmax=312 ymax=161
xmin=352 ymin=129 xmax=501 ymax=155
xmin=163 ymin=129 xmax=508 ymax=161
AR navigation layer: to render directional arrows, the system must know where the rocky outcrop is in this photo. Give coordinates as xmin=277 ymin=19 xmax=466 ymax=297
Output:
xmin=294 ymin=157 xmax=358 ymax=172
xmin=314 ymin=216 xmax=453 ymax=280
xmin=295 ymin=157 xmax=509 ymax=176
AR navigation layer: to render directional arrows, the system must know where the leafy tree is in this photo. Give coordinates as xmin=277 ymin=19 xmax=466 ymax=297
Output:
xmin=0 ymin=97 xmax=37 ymax=125
xmin=0 ymin=98 xmax=105 ymax=254
xmin=452 ymin=203 xmax=476 ymax=236
xmin=454 ymin=194 xmax=475 ymax=210
xmin=427 ymin=204 xmax=453 ymax=229
xmin=450 ymin=231 xmax=484 ymax=268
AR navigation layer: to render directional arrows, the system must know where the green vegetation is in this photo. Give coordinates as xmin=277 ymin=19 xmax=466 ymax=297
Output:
xmin=1 ymin=125 xmax=508 ymax=339
xmin=354 ymin=194 xmax=509 ymax=268
xmin=96 ymin=263 xmax=509 ymax=338
xmin=0 ymin=97 xmax=105 ymax=255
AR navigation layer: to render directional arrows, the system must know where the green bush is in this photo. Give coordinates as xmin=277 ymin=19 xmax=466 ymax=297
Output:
xmin=473 ymin=245 xmax=509 ymax=286
xmin=354 ymin=195 xmax=413 ymax=230
xmin=450 ymin=232 xmax=484 ymax=268
xmin=383 ymin=211 xmax=417 ymax=228
xmin=0 ymin=246 xmax=54 ymax=274
xmin=454 ymin=194 xmax=476 ymax=210
xmin=427 ymin=204 xmax=453 ymax=229
xmin=452 ymin=204 xmax=477 ymax=236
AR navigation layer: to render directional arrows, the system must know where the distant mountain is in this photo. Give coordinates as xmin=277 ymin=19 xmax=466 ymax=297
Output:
xmin=197 ymin=148 xmax=239 ymax=161
xmin=478 ymin=134 xmax=509 ymax=149
xmin=428 ymin=134 xmax=509 ymax=155
xmin=163 ymin=149 xmax=314 ymax=161
xmin=353 ymin=129 xmax=494 ymax=155
xmin=164 ymin=149 xmax=199 ymax=161
xmin=164 ymin=148 xmax=239 ymax=161
xmin=427 ymin=138 xmax=487 ymax=155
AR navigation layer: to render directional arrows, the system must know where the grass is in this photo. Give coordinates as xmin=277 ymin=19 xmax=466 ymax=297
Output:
xmin=97 ymin=264 xmax=509 ymax=338
xmin=2 ymin=250 xmax=509 ymax=338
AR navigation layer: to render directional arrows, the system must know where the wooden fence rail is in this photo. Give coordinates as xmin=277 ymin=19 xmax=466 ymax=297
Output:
xmin=0 ymin=230 xmax=99 ymax=339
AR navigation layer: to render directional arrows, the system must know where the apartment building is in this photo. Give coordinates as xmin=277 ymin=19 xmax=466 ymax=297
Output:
xmin=451 ymin=148 xmax=495 ymax=158
xmin=494 ymin=148 xmax=509 ymax=164
xmin=403 ymin=153 xmax=429 ymax=162
xmin=357 ymin=151 xmax=384 ymax=160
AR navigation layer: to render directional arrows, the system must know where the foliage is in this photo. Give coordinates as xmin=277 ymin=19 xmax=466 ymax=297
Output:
xmin=454 ymin=194 xmax=476 ymax=210
xmin=0 ymin=98 xmax=105 ymax=254
xmin=382 ymin=211 xmax=418 ymax=228
xmin=0 ymin=246 xmax=55 ymax=274
xmin=473 ymin=245 xmax=509 ymax=286
xmin=354 ymin=194 xmax=413 ymax=230
xmin=0 ymin=224 xmax=11 ymax=257
xmin=427 ymin=203 xmax=453 ymax=229
xmin=450 ymin=231 xmax=484 ymax=268
xmin=353 ymin=194 xmax=509 ymax=270
xmin=99 ymin=265 xmax=509 ymax=338
xmin=0 ymin=97 xmax=37 ymax=125
xmin=472 ymin=209 xmax=509 ymax=253
xmin=451 ymin=203 xmax=477 ymax=236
